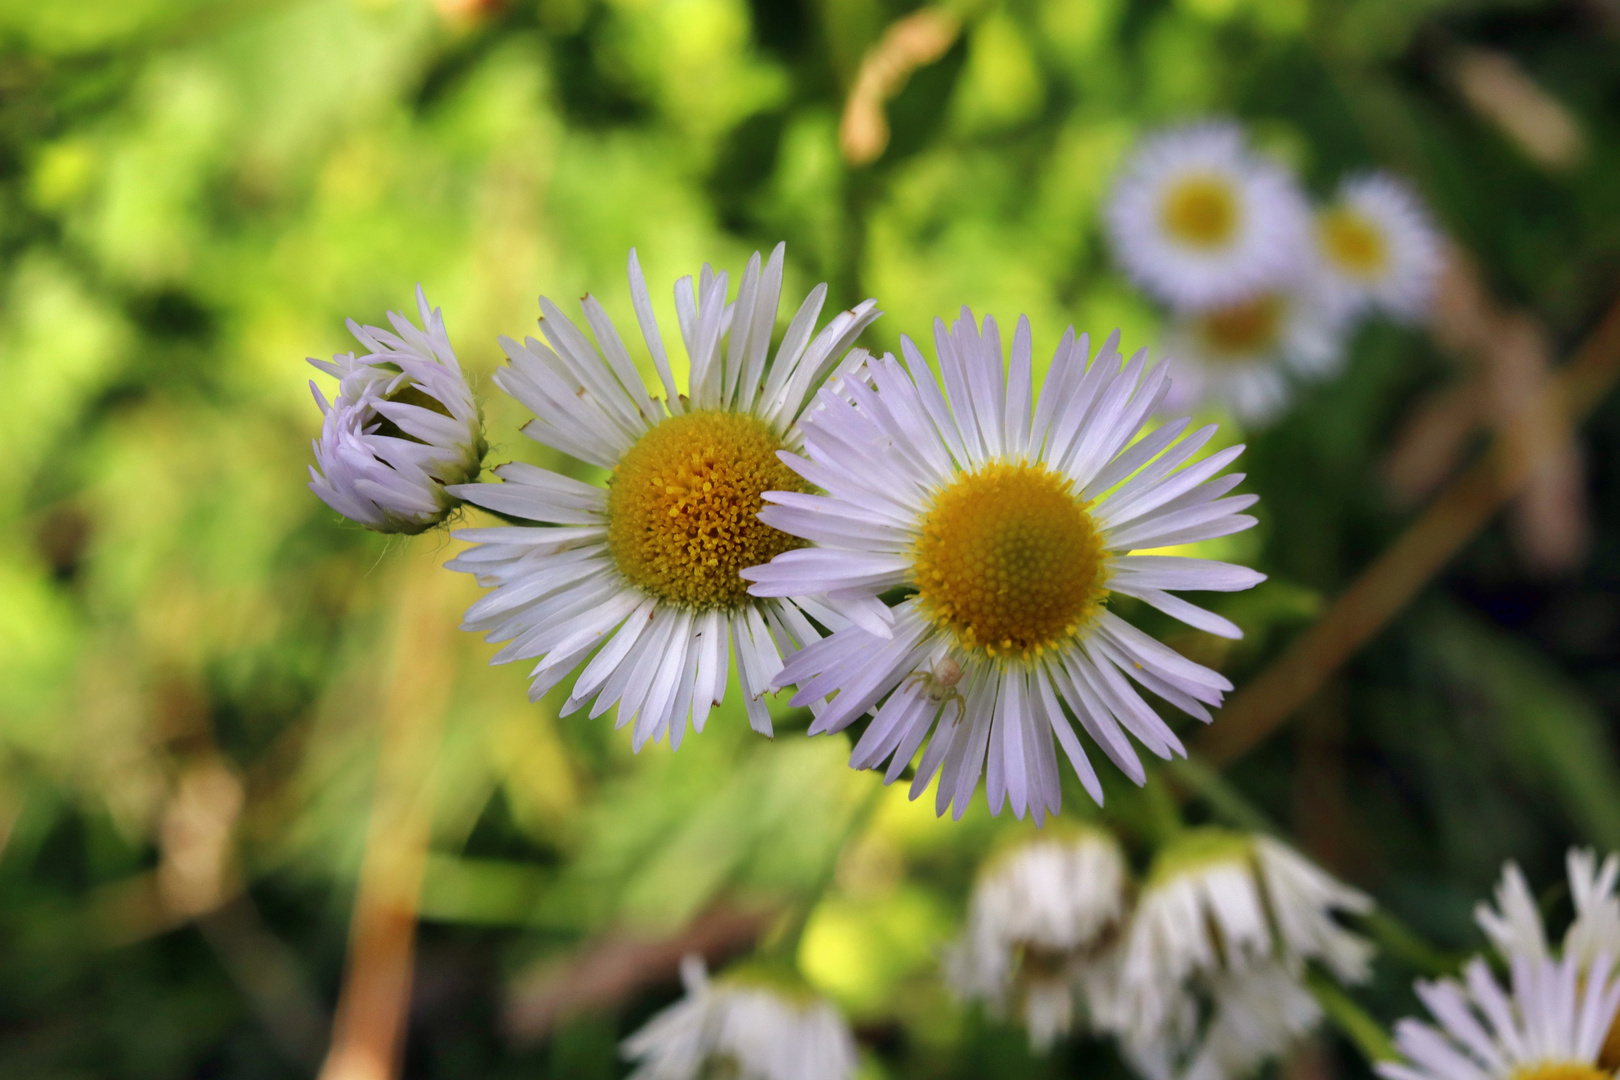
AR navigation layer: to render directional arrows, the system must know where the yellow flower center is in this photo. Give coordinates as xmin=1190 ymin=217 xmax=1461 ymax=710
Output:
xmin=1319 ymin=207 xmax=1389 ymax=280
xmin=1508 ymin=1062 xmax=1610 ymax=1080
xmin=1160 ymin=175 xmax=1241 ymax=249
xmin=606 ymin=411 xmax=809 ymax=610
xmin=1192 ymin=293 xmax=1285 ymax=359
xmin=912 ymin=462 xmax=1109 ymax=661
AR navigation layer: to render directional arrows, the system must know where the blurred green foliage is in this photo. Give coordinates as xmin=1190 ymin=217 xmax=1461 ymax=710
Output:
xmin=2 ymin=0 xmax=1620 ymax=1076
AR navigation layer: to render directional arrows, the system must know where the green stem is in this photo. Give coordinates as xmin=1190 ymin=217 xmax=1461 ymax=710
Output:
xmin=1307 ymin=971 xmax=1398 ymax=1065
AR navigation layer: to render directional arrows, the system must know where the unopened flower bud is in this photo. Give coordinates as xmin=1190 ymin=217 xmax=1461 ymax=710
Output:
xmin=306 ymin=286 xmax=486 ymax=534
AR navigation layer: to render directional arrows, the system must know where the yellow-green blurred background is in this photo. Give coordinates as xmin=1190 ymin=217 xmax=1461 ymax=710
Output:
xmin=4 ymin=0 xmax=1620 ymax=1075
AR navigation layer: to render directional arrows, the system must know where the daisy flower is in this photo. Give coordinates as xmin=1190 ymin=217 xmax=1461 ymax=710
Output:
xmin=1379 ymin=952 xmax=1620 ymax=1080
xmin=743 ymin=311 xmax=1264 ymax=821
xmin=306 ymin=286 xmax=486 ymax=533
xmin=621 ymin=955 xmax=858 ymax=1080
xmin=1160 ymin=285 xmax=1348 ymax=425
xmin=1107 ymin=122 xmax=1311 ymax=310
xmin=1475 ymin=850 xmax=1620 ymax=969
xmin=1314 ymin=172 xmax=1443 ymax=322
xmin=945 ymin=826 xmax=1130 ymax=1050
xmin=445 ymin=245 xmax=880 ymax=749
xmin=1118 ymin=829 xmax=1372 ymax=1043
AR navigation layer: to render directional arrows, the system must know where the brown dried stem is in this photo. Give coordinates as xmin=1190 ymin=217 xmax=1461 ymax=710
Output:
xmin=318 ymin=544 xmax=462 ymax=1080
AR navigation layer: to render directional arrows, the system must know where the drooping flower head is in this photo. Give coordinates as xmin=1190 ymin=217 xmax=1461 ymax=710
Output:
xmin=622 ymin=955 xmax=858 ymax=1080
xmin=945 ymin=825 xmax=1130 ymax=1050
xmin=446 ymin=246 xmax=880 ymax=749
xmin=306 ymin=286 xmax=486 ymax=533
xmin=1118 ymin=830 xmax=1372 ymax=1047
xmin=1160 ymin=286 xmax=1348 ymax=425
xmin=1122 ymin=962 xmax=1324 ymax=1080
xmin=745 ymin=312 xmax=1265 ymax=822
xmin=1107 ymin=122 xmax=1311 ymax=311
xmin=1379 ymin=953 xmax=1620 ymax=1080
xmin=1314 ymin=172 xmax=1443 ymax=322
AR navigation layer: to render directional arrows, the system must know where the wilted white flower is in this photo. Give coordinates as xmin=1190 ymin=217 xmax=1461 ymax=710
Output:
xmin=945 ymin=827 xmax=1130 ymax=1050
xmin=307 ymin=286 xmax=486 ymax=533
xmin=622 ymin=956 xmax=858 ymax=1080
xmin=1314 ymin=172 xmax=1443 ymax=322
xmin=1107 ymin=122 xmax=1311 ymax=310
xmin=1122 ymin=961 xmax=1322 ymax=1080
xmin=744 ymin=313 xmax=1263 ymax=822
xmin=447 ymin=245 xmax=879 ymax=748
xmin=1119 ymin=830 xmax=1372 ymax=1045
xmin=1160 ymin=286 xmax=1348 ymax=425
xmin=1476 ymin=849 xmax=1620 ymax=969
xmin=1379 ymin=952 xmax=1620 ymax=1080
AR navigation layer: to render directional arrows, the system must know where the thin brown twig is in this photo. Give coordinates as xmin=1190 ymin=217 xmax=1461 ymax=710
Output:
xmin=1198 ymin=286 xmax=1620 ymax=766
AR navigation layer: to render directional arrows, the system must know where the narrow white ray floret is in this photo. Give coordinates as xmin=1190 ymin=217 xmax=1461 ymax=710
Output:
xmin=306 ymin=286 xmax=486 ymax=534
xmin=1315 ymin=171 xmax=1443 ymax=322
xmin=446 ymin=245 xmax=881 ymax=749
xmin=1107 ymin=121 xmax=1311 ymax=311
xmin=622 ymin=955 xmax=858 ymax=1080
xmin=744 ymin=309 xmax=1265 ymax=821
xmin=1475 ymin=849 xmax=1620 ymax=969
xmin=1379 ymin=952 xmax=1620 ymax=1080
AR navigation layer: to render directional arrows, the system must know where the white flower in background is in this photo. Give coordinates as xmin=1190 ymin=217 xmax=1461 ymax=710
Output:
xmin=1379 ymin=953 xmax=1620 ymax=1080
xmin=1160 ymin=286 xmax=1348 ymax=425
xmin=946 ymin=827 xmax=1130 ymax=1051
xmin=306 ymin=286 xmax=486 ymax=533
xmin=745 ymin=312 xmax=1263 ymax=822
xmin=1122 ymin=961 xmax=1322 ymax=1080
xmin=1476 ymin=849 xmax=1620 ymax=968
xmin=1119 ymin=830 xmax=1372 ymax=1044
xmin=1314 ymin=172 xmax=1443 ymax=322
xmin=622 ymin=955 xmax=858 ymax=1080
xmin=1107 ymin=122 xmax=1311 ymax=310
xmin=446 ymin=245 xmax=880 ymax=749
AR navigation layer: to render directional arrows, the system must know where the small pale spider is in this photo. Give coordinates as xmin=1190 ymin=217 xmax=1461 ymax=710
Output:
xmin=902 ymin=657 xmax=966 ymax=724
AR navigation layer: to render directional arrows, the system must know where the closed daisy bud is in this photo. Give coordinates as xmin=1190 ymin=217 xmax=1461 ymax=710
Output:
xmin=1118 ymin=830 xmax=1372 ymax=1044
xmin=621 ymin=955 xmax=858 ymax=1080
xmin=1107 ymin=122 xmax=1311 ymax=311
xmin=1380 ymin=953 xmax=1620 ymax=1080
xmin=307 ymin=286 xmax=486 ymax=534
xmin=1314 ymin=172 xmax=1443 ymax=322
xmin=745 ymin=312 xmax=1264 ymax=822
xmin=1160 ymin=286 xmax=1349 ymax=425
xmin=446 ymin=245 xmax=880 ymax=748
xmin=945 ymin=826 xmax=1130 ymax=1052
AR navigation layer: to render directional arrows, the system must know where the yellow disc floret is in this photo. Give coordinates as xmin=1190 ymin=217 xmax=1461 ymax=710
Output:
xmin=1160 ymin=175 xmax=1241 ymax=249
xmin=1319 ymin=207 xmax=1389 ymax=280
xmin=912 ymin=462 xmax=1109 ymax=661
xmin=607 ymin=411 xmax=809 ymax=610
xmin=1192 ymin=293 xmax=1285 ymax=359
xmin=1508 ymin=1063 xmax=1609 ymax=1080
